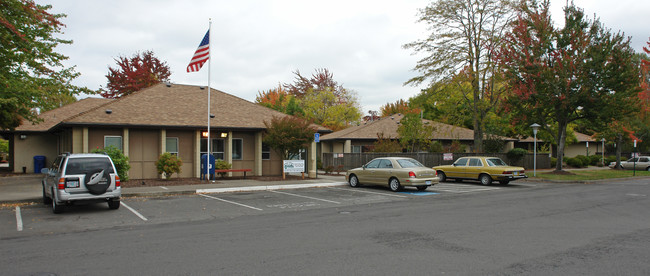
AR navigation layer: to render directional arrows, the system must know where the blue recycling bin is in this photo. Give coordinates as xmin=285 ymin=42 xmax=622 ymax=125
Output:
xmin=200 ymin=154 xmax=216 ymax=180
xmin=34 ymin=155 xmax=46 ymax=173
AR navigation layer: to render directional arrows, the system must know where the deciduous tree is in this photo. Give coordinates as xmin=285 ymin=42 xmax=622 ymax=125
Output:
xmin=1 ymin=0 xmax=88 ymax=130
xmin=380 ymin=99 xmax=420 ymax=117
xmin=404 ymin=0 xmax=516 ymax=152
xmin=397 ymin=113 xmax=435 ymax=152
xmin=263 ymin=116 xmax=317 ymax=160
xmin=100 ymin=50 xmax=171 ymax=98
xmin=497 ymin=1 xmax=641 ymax=171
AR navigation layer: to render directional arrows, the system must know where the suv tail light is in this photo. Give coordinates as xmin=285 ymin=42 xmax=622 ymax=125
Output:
xmin=57 ymin=178 xmax=65 ymax=190
xmin=409 ymin=171 xmax=416 ymax=178
xmin=115 ymin=175 xmax=121 ymax=187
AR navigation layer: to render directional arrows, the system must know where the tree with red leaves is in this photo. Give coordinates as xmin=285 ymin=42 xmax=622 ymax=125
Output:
xmin=498 ymin=1 xmax=640 ymax=171
xmin=1 ymin=0 xmax=88 ymax=130
xmin=100 ymin=50 xmax=171 ymax=99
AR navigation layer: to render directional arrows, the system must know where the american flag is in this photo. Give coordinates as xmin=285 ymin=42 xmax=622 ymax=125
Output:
xmin=187 ymin=30 xmax=210 ymax=73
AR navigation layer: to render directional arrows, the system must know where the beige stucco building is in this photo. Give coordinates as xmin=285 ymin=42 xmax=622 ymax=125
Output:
xmin=4 ymin=84 xmax=329 ymax=178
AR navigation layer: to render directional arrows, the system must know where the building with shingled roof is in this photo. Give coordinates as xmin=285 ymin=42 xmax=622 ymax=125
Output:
xmin=3 ymin=83 xmax=330 ymax=178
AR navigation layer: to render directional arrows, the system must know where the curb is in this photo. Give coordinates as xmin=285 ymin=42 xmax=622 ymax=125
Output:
xmin=196 ymin=182 xmax=348 ymax=194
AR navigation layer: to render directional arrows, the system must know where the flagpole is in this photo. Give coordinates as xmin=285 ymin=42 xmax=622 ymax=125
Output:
xmin=206 ymin=18 xmax=212 ymax=180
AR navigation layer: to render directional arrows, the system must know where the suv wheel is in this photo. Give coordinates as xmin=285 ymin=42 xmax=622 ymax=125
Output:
xmin=85 ymin=168 xmax=111 ymax=195
xmin=108 ymin=199 xmax=120 ymax=210
xmin=51 ymin=189 xmax=63 ymax=214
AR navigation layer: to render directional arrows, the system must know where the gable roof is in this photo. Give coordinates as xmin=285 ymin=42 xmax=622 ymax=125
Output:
xmin=321 ymin=113 xmax=516 ymax=141
xmin=15 ymin=98 xmax=112 ymax=132
xmin=15 ymin=83 xmax=330 ymax=132
xmin=518 ymin=131 xmax=596 ymax=143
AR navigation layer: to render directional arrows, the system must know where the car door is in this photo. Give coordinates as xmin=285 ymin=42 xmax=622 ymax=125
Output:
xmin=358 ymin=159 xmax=381 ymax=184
xmin=44 ymin=156 xmax=64 ymax=192
xmin=446 ymin=158 xmax=468 ymax=178
xmin=465 ymin=158 xmax=484 ymax=179
xmin=375 ymin=159 xmax=395 ymax=185
xmin=623 ymin=158 xmax=638 ymax=170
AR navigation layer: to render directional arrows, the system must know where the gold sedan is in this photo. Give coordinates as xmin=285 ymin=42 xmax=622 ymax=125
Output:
xmin=346 ymin=157 xmax=439 ymax=192
xmin=433 ymin=156 xmax=527 ymax=185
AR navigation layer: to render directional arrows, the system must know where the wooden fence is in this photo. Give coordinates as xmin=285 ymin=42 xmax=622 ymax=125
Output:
xmin=322 ymin=152 xmax=551 ymax=171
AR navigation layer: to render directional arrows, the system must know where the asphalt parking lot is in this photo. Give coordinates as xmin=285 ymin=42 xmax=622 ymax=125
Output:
xmin=1 ymin=182 xmax=537 ymax=238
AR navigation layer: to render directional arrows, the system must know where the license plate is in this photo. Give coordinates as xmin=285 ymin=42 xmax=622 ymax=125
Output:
xmin=66 ymin=180 xmax=79 ymax=188
xmin=513 ymin=172 xmax=519 ymax=176
xmin=425 ymin=180 xmax=431 ymax=185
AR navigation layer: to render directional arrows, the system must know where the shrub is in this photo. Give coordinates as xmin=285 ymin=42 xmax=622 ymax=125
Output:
xmin=565 ymin=157 xmax=584 ymax=168
xmin=429 ymin=141 xmax=443 ymax=153
xmin=214 ymin=159 xmax=232 ymax=178
xmin=507 ymin=148 xmax=528 ymax=165
xmin=156 ymin=152 xmax=182 ymax=180
xmin=550 ymin=157 xmax=557 ymax=168
xmin=606 ymin=155 xmax=618 ymax=164
xmin=575 ymin=155 xmax=590 ymax=167
xmin=589 ymin=155 xmax=602 ymax=166
xmin=92 ymin=146 xmax=131 ymax=181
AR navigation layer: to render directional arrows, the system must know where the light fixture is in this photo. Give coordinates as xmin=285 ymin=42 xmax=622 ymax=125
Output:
xmin=530 ymin=123 xmax=541 ymax=176
xmin=220 ymin=132 xmax=228 ymax=138
xmin=201 ymin=131 xmax=209 ymax=138
xmin=19 ymin=134 xmax=27 ymax=140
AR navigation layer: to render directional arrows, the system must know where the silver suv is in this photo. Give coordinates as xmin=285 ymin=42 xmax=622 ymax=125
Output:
xmin=41 ymin=153 xmax=121 ymax=214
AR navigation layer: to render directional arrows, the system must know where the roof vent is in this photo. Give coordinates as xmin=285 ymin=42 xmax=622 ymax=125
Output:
xmin=165 ymin=82 xmax=172 ymax=87
xmin=105 ymin=109 xmax=112 ymax=114
xmin=390 ymin=117 xmax=394 ymax=120
xmin=200 ymin=86 xmax=205 ymax=90
xmin=396 ymin=121 xmax=400 ymax=124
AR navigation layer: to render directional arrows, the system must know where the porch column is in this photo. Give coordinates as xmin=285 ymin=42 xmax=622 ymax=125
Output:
xmin=72 ymin=127 xmax=83 ymax=153
xmin=343 ymin=139 xmax=352 ymax=153
xmin=226 ymin=131 xmax=233 ymax=177
xmin=308 ymin=141 xmax=317 ymax=178
xmin=82 ymin=127 xmax=89 ymax=153
xmin=160 ymin=129 xmax=166 ymax=179
xmin=195 ymin=130 xmax=201 ymax=178
xmin=122 ymin=128 xmax=129 ymax=157
xmin=254 ymin=132 xmax=263 ymax=176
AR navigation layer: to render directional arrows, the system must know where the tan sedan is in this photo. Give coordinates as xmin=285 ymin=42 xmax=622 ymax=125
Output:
xmin=433 ymin=156 xmax=527 ymax=185
xmin=346 ymin=157 xmax=439 ymax=192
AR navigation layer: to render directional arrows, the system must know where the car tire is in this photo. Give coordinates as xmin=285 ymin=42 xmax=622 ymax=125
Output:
xmin=42 ymin=184 xmax=52 ymax=205
xmin=646 ymin=167 xmax=650 ymax=172
xmin=108 ymin=199 xmax=120 ymax=210
xmin=51 ymin=189 xmax=63 ymax=214
xmin=389 ymin=178 xmax=402 ymax=192
xmin=348 ymin=175 xmax=360 ymax=188
xmin=417 ymin=186 xmax=428 ymax=191
xmin=499 ymin=180 xmax=510 ymax=185
xmin=438 ymin=171 xmax=446 ymax=182
xmin=479 ymin=174 xmax=492 ymax=185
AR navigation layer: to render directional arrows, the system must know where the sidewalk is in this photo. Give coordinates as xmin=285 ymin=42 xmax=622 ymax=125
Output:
xmin=0 ymin=173 xmax=349 ymax=204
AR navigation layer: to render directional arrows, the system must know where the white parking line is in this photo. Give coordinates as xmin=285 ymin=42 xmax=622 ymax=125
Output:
xmin=160 ymin=186 xmax=169 ymax=190
xmin=15 ymin=207 xmax=23 ymax=232
xmin=199 ymin=194 xmax=263 ymax=211
xmin=121 ymin=202 xmax=148 ymax=221
xmin=328 ymin=187 xmax=408 ymax=198
xmin=270 ymin=190 xmax=341 ymax=204
xmin=432 ymin=183 xmax=500 ymax=193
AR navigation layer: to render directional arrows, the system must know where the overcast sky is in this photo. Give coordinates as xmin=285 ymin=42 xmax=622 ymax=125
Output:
xmin=47 ymin=0 xmax=649 ymax=115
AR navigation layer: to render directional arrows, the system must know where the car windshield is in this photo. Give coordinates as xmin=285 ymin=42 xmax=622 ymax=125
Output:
xmin=486 ymin=158 xmax=508 ymax=166
xmin=396 ymin=158 xmax=424 ymax=168
xmin=65 ymin=158 xmax=114 ymax=174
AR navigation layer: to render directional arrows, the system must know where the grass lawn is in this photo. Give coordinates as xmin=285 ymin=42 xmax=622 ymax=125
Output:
xmin=532 ymin=169 xmax=650 ymax=181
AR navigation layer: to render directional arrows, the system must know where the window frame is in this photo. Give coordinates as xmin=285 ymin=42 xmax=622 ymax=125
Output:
xmin=166 ymin=137 xmax=179 ymax=156
xmin=104 ymin=136 xmax=123 ymax=151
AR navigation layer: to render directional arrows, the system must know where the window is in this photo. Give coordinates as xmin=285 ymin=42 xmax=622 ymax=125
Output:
xmin=379 ymin=159 xmax=393 ymax=168
xmin=104 ymin=136 xmax=122 ymax=150
xmin=454 ymin=158 xmax=468 ymax=166
xmin=352 ymin=145 xmax=362 ymax=153
xmin=366 ymin=159 xmax=381 ymax=168
xmin=232 ymin=139 xmax=242 ymax=160
xmin=166 ymin=137 xmax=178 ymax=155
xmin=200 ymin=138 xmax=224 ymax=160
xmin=262 ymin=144 xmax=271 ymax=160
xmin=468 ymin=158 xmax=483 ymax=166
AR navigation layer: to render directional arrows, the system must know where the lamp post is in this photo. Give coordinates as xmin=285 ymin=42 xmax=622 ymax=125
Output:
xmin=530 ymin=123 xmax=541 ymax=177
xmin=601 ymin=138 xmax=605 ymax=166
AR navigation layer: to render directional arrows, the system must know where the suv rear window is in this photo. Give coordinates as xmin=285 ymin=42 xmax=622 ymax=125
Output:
xmin=64 ymin=157 xmax=115 ymax=175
